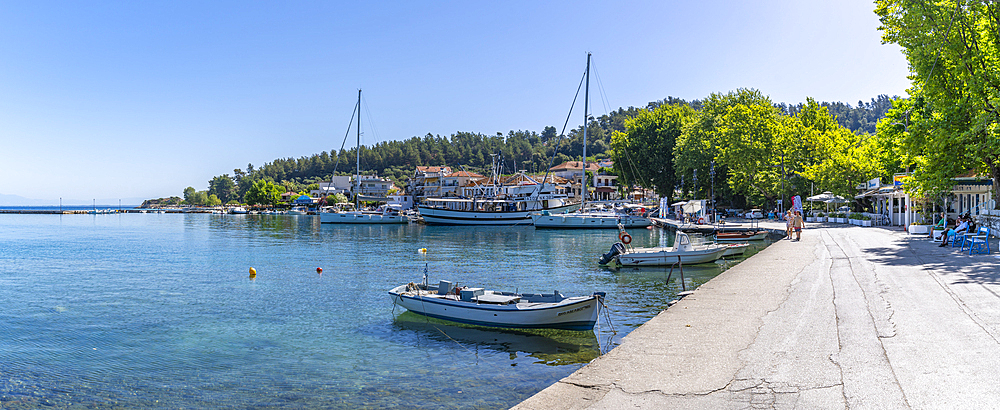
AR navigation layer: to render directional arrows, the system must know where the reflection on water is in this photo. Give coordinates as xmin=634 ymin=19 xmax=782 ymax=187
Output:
xmin=0 ymin=214 xmax=772 ymax=409
xmin=389 ymin=312 xmax=600 ymax=366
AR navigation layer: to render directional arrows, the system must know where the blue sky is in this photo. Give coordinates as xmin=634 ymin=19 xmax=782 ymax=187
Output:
xmin=0 ymin=1 xmax=910 ymax=204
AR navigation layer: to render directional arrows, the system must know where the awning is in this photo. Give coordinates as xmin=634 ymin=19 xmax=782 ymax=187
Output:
xmin=670 ymin=201 xmax=688 ymax=206
xmin=855 ymin=189 xmax=878 ymax=199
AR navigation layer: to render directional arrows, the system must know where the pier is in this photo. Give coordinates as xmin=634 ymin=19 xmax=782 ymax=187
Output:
xmin=514 ymin=221 xmax=1000 ymax=409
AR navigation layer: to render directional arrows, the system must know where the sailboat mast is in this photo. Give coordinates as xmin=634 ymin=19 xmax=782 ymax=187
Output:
xmin=356 ymin=89 xmax=361 ymax=209
xmin=582 ymin=53 xmax=590 ymax=209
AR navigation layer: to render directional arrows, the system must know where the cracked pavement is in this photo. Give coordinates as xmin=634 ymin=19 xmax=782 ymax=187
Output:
xmin=513 ymin=223 xmax=1000 ymax=409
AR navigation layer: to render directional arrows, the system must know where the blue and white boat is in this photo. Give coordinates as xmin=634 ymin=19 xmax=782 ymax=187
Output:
xmin=389 ymin=278 xmax=604 ymax=331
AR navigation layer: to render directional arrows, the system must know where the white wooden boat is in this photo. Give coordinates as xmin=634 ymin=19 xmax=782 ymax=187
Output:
xmin=389 ymin=278 xmax=604 ymax=330
xmin=715 ymin=231 xmax=767 ymax=241
xmin=602 ymin=230 xmax=726 ymax=266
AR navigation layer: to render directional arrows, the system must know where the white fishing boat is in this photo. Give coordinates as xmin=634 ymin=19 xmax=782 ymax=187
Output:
xmin=287 ymin=206 xmax=310 ymax=215
xmin=229 ymin=206 xmax=248 ymax=214
xmin=599 ymin=228 xmax=726 ymax=266
xmin=389 ymin=275 xmax=604 ymax=331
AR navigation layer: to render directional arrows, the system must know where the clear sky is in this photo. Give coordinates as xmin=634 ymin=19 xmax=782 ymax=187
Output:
xmin=0 ymin=1 xmax=910 ymax=204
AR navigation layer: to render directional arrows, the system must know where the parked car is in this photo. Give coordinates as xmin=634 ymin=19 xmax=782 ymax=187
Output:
xmin=745 ymin=209 xmax=764 ymax=219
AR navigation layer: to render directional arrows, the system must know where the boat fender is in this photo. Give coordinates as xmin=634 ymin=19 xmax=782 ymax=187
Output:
xmin=620 ymin=233 xmax=632 ymax=245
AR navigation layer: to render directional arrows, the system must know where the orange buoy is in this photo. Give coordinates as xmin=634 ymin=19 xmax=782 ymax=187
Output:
xmin=316 ymin=267 xmax=323 ymax=274
xmin=249 ymin=267 xmax=257 ymax=279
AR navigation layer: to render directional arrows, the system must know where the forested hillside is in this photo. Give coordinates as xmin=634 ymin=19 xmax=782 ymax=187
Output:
xmin=187 ymin=95 xmax=895 ymax=204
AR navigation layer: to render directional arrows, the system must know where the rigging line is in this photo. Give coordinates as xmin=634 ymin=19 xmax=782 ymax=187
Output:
xmin=539 ymin=63 xmax=588 ymax=193
xmin=591 ymin=59 xmax=613 ymax=118
xmin=331 ymin=99 xmax=360 ymax=178
xmin=362 ymin=97 xmax=383 ymax=146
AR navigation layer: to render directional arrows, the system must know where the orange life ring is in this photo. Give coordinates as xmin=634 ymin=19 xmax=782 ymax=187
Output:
xmin=620 ymin=233 xmax=632 ymax=244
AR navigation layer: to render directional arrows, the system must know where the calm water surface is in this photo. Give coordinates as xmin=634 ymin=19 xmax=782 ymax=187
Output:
xmin=0 ymin=213 xmax=771 ymax=409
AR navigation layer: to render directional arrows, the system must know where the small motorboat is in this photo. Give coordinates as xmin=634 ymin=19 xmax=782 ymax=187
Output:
xmin=389 ymin=272 xmax=604 ymax=331
xmin=599 ymin=225 xmax=727 ymax=267
xmin=720 ymin=243 xmax=750 ymax=257
xmin=715 ymin=231 xmax=767 ymax=241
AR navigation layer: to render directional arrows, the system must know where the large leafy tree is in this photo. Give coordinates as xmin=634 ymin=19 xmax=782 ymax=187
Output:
xmin=877 ymin=0 xmax=1000 ymax=207
xmin=244 ymin=179 xmax=281 ymax=206
xmin=209 ymin=175 xmax=237 ymax=204
xmin=609 ymin=103 xmax=696 ymax=199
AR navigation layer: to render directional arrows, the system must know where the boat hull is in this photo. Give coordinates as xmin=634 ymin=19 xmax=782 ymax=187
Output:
xmin=389 ymin=287 xmax=601 ymax=330
xmin=721 ymin=243 xmax=750 ymax=256
xmin=320 ymin=212 xmax=408 ymax=224
xmin=715 ymin=232 xmax=767 ymax=241
xmin=531 ymin=214 xmax=651 ymax=229
xmin=418 ymin=203 xmax=578 ymax=226
xmin=616 ymin=247 xmax=726 ymax=266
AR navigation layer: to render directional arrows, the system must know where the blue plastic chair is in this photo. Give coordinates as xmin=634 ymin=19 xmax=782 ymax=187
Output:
xmin=968 ymin=227 xmax=992 ymax=255
xmin=951 ymin=230 xmax=967 ymax=247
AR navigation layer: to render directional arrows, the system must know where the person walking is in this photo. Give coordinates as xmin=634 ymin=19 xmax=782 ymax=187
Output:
xmin=792 ymin=210 xmax=804 ymax=241
xmin=785 ymin=210 xmax=793 ymax=239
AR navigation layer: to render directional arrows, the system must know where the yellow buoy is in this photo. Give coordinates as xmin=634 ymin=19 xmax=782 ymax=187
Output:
xmin=418 ymin=248 xmax=427 ymax=254
xmin=249 ymin=267 xmax=257 ymax=279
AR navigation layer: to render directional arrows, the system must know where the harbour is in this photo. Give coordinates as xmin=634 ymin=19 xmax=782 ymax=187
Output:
xmin=0 ymin=212 xmax=772 ymax=409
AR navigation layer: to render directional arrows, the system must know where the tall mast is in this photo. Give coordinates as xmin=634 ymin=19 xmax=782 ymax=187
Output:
xmin=582 ymin=53 xmax=590 ymax=209
xmin=356 ymin=89 xmax=361 ymax=209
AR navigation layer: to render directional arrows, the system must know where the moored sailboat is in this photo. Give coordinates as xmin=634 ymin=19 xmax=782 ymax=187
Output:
xmin=320 ymin=90 xmax=408 ymax=224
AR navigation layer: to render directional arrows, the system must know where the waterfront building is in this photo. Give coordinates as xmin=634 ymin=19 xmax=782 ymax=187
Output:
xmin=440 ymin=170 xmax=484 ymax=197
xmin=407 ymin=166 xmax=453 ymax=202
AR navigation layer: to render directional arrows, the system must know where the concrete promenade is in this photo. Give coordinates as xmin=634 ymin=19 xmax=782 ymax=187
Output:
xmin=514 ymin=222 xmax=1000 ymax=409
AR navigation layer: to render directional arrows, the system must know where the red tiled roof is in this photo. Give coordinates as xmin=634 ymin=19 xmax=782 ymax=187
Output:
xmin=550 ymin=161 xmax=600 ymax=172
xmin=448 ymin=170 xmax=484 ymax=178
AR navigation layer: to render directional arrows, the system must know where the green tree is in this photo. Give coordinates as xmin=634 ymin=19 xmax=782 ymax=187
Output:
xmin=182 ymin=186 xmax=196 ymax=204
xmin=209 ymin=175 xmax=236 ymax=203
xmin=877 ymin=0 xmax=1000 ymax=206
xmin=244 ymin=179 xmax=281 ymax=206
xmin=206 ymin=194 xmax=222 ymax=206
xmin=609 ymin=103 xmax=696 ymax=198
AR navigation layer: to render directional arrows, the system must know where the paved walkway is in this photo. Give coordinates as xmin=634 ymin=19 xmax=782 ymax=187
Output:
xmin=514 ymin=223 xmax=1000 ymax=409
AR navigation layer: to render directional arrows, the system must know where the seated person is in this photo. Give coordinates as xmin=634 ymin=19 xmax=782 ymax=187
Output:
xmin=939 ymin=217 xmax=970 ymax=247
xmin=931 ymin=212 xmax=947 ymax=238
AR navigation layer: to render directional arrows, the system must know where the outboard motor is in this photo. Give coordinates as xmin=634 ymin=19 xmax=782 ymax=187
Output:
xmin=598 ymin=242 xmax=626 ymax=265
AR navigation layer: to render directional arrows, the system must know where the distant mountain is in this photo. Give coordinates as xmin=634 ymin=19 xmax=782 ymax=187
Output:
xmin=0 ymin=193 xmax=145 ymax=207
xmin=0 ymin=193 xmax=55 ymax=206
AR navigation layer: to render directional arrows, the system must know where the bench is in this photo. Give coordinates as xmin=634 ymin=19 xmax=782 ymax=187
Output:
xmin=966 ymin=226 xmax=992 ymax=255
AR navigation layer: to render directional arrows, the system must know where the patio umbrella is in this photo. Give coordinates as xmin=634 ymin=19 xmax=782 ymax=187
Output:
xmin=807 ymin=192 xmax=835 ymax=213
xmin=681 ymin=201 xmax=703 ymax=214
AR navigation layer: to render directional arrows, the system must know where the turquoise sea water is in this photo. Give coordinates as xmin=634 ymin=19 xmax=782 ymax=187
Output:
xmin=0 ymin=214 xmax=770 ymax=409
